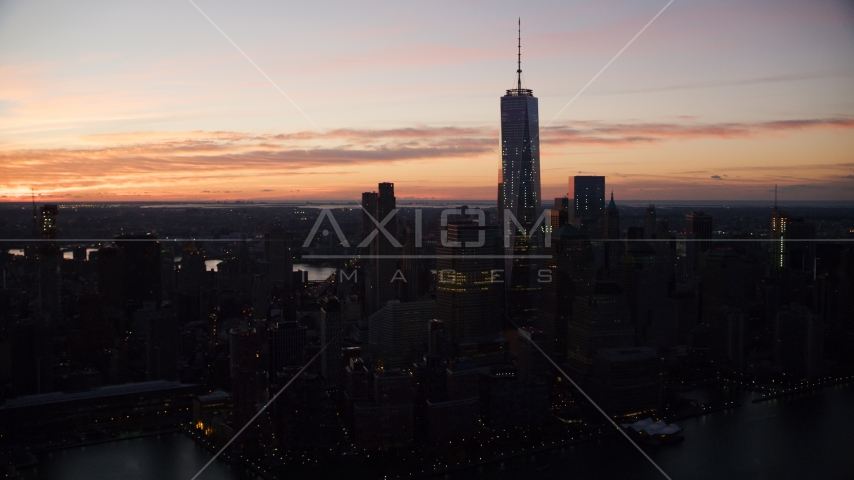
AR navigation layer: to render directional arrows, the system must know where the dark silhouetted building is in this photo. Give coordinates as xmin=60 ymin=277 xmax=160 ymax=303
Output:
xmin=590 ymin=347 xmax=660 ymax=416
xmin=353 ymin=371 xmax=414 ymax=449
xmin=229 ymin=326 xmax=258 ymax=425
xmin=36 ymin=204 xmax=61 ymax=325
xmin=643 ymin=205 xmax=657 ymax=240
xmin=540 ymin=224 xmax=594 ymax=361
xmin=572 ymin=176 xmax=605 ymax=238
xmin=362 ymin=183 xmax=399 ymax=315
xmin=320 ymin=297 xmax=343 ymax=388
xmin=771 ymin=208 xmax=816 ymax=274
xmin=566 ymin=282 xmax=635 ymax=378
xmin=424 ymin=359 xmax=479 ymax=441
xmin=550 ymin=197 xmax=570 ymax=231
xmin=132 ymin=304 xmax=178 ymax=381
xmin=604 ymin=192 xmax=620 ymax=240
xmin=685 ymin=211 xmax=713 ymax=253
xmin=774 ymin=304 xmax=824 ymax=379
xmin=368 ymin=299 xmax=434 ymax=369
xmin=437 ymin=221 xmax=503 ymax=346
xmin=264 ymin=229 xmax=294 ymax=291
xmin=269 ymin=321 xmax=306 ymax=376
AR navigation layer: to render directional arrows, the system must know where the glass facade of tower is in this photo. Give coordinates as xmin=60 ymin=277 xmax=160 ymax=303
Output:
xmin=500 ymin=88 xmax=542 ymax=324
xmin=572 ymin=176 xmax=605 ymax=219
xmin=500 ymin=92 xmax=541 ymax=228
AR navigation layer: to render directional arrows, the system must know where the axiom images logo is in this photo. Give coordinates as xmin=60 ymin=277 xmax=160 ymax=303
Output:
xmin=302 ymin=207 xmax=553 ymax=253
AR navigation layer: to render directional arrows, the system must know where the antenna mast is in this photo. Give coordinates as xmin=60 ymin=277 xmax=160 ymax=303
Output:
xmin=517 ymin=18 xmax=522 ymax=91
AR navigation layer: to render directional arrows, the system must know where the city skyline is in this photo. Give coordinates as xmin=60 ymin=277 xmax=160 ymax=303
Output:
xmin=2 ymin=3 xmax=854 ymax=479
xmin=1 ymin=0 xmax=854 ymax=202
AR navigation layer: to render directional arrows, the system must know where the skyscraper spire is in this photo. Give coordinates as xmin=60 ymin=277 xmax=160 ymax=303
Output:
xmin=517 ymin=18 xmax=522 ymax=91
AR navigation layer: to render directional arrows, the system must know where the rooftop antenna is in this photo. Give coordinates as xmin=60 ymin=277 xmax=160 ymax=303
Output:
xmin=517 ymin=18 xmax=522 ymax=91
xmin=774 ymin=184 xmax=777 ymax=209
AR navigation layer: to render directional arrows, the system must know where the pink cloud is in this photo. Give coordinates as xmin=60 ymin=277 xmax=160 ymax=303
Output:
xmin=2 ymin=117 xmax=852 ymax=201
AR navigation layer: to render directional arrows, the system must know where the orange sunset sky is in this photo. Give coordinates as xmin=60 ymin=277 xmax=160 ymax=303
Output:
xmin=1 ymin=0 xmax=853 ymax=202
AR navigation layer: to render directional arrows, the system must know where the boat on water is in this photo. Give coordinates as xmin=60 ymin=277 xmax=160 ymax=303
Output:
xmin=620 ymin=418 xmax=685 ymax=445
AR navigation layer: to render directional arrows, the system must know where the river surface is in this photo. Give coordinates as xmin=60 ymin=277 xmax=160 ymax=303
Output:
xmin=24 ymin=384 xmax=854 ymax=480
xmin=451 ymin=384 xmax=854 ymax=480
xmin=24 ymin=433 xmax=252 ymax=480
xmin=292 ymin=263 xmax=337 ymax=281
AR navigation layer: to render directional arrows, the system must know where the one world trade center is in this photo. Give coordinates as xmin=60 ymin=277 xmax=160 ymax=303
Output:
xmin=498 ymin=19 xmax=542 ymax=324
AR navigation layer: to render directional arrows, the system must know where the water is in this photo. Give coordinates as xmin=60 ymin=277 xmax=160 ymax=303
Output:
xmin=26 ymin=433 xmax=248 ymax=480
xmin=24 ymin=381 xmax=853 ymax=480
xmin=449 ymin=384 xmax=854 ymax=480
xmin=292 ymin=263 xmax=336 ymax=281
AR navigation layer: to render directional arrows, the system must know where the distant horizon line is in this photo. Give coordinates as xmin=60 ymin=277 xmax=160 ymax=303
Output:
xmin=2 ymin=199 xmax=854 ymax=207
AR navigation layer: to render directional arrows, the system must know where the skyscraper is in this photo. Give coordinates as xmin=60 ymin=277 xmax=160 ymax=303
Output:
xmin=264 ymin=228 xmax=293 ymax=291
xmin=36 ymin=205 xmax=61 ymax=325
xmin=685 ymin=211 xmax=713 ymax=253
xmin=320 ymin=297 xmax=343 ymax=388
xmin=115 ymin=233 xmax=162 ymax=313
xmin=368 ymin=299 xmax=435 ymax=369
xmin=540 ymin=224 xmax=595 ymax=362
xmin=604 ymin=192 xmax=620 ymax=240
xmin=566 ymin=282 xmax=634 ymax=377
xmin=499 ymin=22 xmax=541 ymax=230
xmin=550 ymin=197 xmax=570 ymax=231
xmin=499 ymin=20 xmax=541 ymax=323
xmin=230 ymin=325 xmax=259 ymax=425
xmin=572 ymin=176 xmax=605 ymax=237
xmin=771 ymin=205 xmax=816 ymax=273
xmin=362 ymin=183 xmax=399 ymax=315
xmin=269 ymin=320 xmax=307 ymax=375
xmin=643 ymin=204 xmax=657 ymax=240
xmin=32 ymin=204 xmax=62 ymax=393
xmin=436 ymin=221 xmax=503 ymax=346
